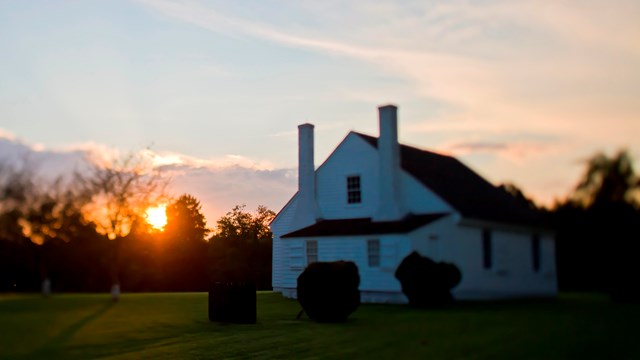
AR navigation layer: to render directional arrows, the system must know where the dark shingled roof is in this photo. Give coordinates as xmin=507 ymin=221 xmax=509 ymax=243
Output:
xmin=355 ymin=132 xmax=541 ymax=227
xmin=282 ymin=213 xmax=449 ymax=238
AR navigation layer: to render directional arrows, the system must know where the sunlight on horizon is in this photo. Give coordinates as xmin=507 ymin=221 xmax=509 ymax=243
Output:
xmin=145 ymin=205 xmax=168 ymax=231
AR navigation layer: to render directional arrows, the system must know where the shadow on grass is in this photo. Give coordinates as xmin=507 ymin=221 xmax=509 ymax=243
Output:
xmin=33 ymin=301 xmax=114 ymax=357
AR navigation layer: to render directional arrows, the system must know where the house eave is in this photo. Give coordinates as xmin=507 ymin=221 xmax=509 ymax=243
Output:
xmin=269 ymin=192 xmax=298 ymax=227
xmin=281 ymin=212 xmax=450 ymax=238
xmin=458 ymin=217 xmax=554 ymax=235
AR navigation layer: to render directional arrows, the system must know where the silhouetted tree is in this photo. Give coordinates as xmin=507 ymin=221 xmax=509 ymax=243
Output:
xmin=572 ymin=149 xmax=639 ymax=208
xmin=76 ymin=153 xmax=167 ymax=299
xmin=162 ymin=194 xmax=210 ymax=291
xmin=0 ymin=160 xmax=45 ymax=293
xmin=116 ymin=218 xmax=162 ymax=292
xmin=0 ymin=160 xmax=113 ymax=293
xmin=165 ymin=194 xmax=209 ymax=243
xmin=552 ymin=150 xmax=640 ymax=301
xmin=498 ymin=182 xmax=539 ymax=210
xmin=0 ymin=208 xmax=36 ymax=292
xmin=208 ymin=205 xmax=275 ymax=289
xmin=24 ymin=189 xmax=67 ymax=295
xmin=18 ymin=175 xmax=114 ymax=293
xmin=0 ymin=159 xmax=37 ymax=244
xmin=0 ymin=160 xmax=37 ymax=213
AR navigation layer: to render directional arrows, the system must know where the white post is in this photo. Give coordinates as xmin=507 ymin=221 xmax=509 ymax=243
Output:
xmin=41 ymin=278 xmax=51 ymax=297
xmin=111 ymin=283 xmax=120 ymax=302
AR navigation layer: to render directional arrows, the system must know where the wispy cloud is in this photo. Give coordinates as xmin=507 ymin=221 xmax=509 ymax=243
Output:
xmin=0 ymin=132 xmax=295 ymax=223
xmin=136 ymin=0 xmax=640 ymax=205
xmin=138 ymin=0 xmax=640 ymax=141
xmin=0 ymin=129 xmax=17 ymax=141
xmin=443 ymin=140 xmax=554 ymax=163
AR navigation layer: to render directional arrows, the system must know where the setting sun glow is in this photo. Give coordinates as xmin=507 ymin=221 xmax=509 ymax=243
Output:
xmin=145 ymin=205 xmax=167 ymax=231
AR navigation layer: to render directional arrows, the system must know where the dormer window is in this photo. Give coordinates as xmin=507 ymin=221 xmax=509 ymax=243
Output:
xmin=347 ymin=175 xmax=361 ymax=204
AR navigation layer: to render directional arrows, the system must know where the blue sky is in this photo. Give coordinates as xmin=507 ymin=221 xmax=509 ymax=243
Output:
xmin=1 ymin=0 xmax=639 ymax=221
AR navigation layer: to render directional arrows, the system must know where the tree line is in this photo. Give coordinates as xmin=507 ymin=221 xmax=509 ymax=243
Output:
xmin=1 ymin=149 xmax=639 ymax=299
xmin=0 ymin=155 xmax=274 ymax=294
xmin=500 ymin=149 xmax=639 ymax=300
xmin=545 ymin=150 xmax=640 ymax=300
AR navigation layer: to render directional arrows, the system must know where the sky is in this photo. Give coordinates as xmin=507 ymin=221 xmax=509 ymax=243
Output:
xmin=1 ymin=0 xmax=639 ymax=224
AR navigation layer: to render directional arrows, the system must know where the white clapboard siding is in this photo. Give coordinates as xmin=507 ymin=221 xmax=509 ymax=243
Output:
xmin=448 ymin=223 xmax=558 ymax=300
xmin=270 ymin=195 xmax=298 ymax=289
xmin=278 ymin=235 xmax=413 ymax=296
xmin=315 ymin=133 xmax=454 ymax=221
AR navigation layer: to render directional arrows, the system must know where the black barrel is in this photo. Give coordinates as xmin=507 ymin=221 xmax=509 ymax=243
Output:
xmin=208 ymin=282 xmax=256 ymax=324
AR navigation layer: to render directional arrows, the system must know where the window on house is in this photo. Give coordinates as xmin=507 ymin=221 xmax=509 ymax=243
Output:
xmin=532 ymin=234 xmax=541 ymax=272
xmin=347 ymin=175 xmax=361 ymax=204
xmin=367 ymin=239 xmax=380 ymax=267
xmin=482 ymin=229 xmax=492 ymax=269
xmin=306 ymin=240 xmax=318 ymax=264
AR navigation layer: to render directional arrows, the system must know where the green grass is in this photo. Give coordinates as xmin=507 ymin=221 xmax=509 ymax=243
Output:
xmin=0 ymin=292 xmax=638 ymax=359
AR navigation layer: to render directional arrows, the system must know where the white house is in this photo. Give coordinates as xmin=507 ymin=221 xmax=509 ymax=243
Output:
xmin=270 ymin=105 xmax=557 ymax=303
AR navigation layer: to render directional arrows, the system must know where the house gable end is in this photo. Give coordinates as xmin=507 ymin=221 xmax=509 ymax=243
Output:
xmin=269 ymin=193 xmax=300 ymax=237
xmin=314 ymin=132 xmax=380 ymax=220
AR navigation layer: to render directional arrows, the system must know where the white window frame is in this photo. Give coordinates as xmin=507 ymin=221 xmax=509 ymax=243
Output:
xmin=367 ymin=239 xmax=380 ymax=267
xmin=306 ymin=240 xmax=318 ymax=265
xmin=346 ymin=175 xmax=362 ymax=204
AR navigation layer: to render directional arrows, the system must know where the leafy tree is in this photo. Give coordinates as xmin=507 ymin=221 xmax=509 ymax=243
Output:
xmin=0 ymin=156 xmax=201 ymax=294
xmin=7 ymin=172 xmax=114 ymax=294
xmin=76 ymin=153 xmax=167 ymax=299
xmin=0 ymin=208 xmax=36 ymax=292
xmin=0 ymin=160 xmax=36 ymax=214
xmin=0 ymin=160 xmax=112 ymax=294
xmin=165 ymin=194 xmax=209 ymax=243
xmin=0 ymin=159 xmax=38 ymax=245
xmin=0 ymin=160 xmax=57 ymax=294
xmin=552 ymin=149 xmax=640 ymax=300
xmin=498 ymin=182 xmax=539 ymax=210
xmin=162 ymin=194 xmax=210 ymax=291
xmin=573 ymin=149 xmax=639 ymax=207
xmin=23 ymin=189 xmax=69 ymax=295
xmin=77 ymin=154 xmax=167 ymax=241
xmin=208 ymin=205 xmax=275 ymax=289
xmin=116 ymin=219 xmax=163 ymax=292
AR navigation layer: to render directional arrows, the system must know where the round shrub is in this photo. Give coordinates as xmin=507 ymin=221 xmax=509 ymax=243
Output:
xmin=395 ymin=251 xmax=462 ymax=308
xmin=438 ymin=262 xmax=462 ymax=290
xmin=297 ymin=261 xmax=360 ymax=322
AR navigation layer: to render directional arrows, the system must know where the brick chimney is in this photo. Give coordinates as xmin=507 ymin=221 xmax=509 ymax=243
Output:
xmin=373 ymin=105 xmax=406 ymax=221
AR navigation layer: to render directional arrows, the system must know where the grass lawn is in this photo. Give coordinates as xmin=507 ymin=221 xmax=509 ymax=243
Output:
xmin=0 ymin=292 xmax=638 ymax=359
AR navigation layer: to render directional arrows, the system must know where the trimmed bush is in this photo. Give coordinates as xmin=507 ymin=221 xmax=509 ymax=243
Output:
xmin=297 ymin=261 xmax=360 ymax=322
xmin=208 ymin=282 xmax=256 ymax=324
xmin=395 ymin=251 xmax=462 ymax=307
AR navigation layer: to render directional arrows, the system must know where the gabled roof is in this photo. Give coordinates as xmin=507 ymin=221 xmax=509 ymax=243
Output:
xmin=355 ymin=132 xmax=541 ymax=227
xmin=282 ymin=213 xmax=449 ymax=238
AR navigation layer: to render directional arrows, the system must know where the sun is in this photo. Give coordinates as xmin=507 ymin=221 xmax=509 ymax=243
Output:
xmin=145 ymin=205 xmax=167 ymax=231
